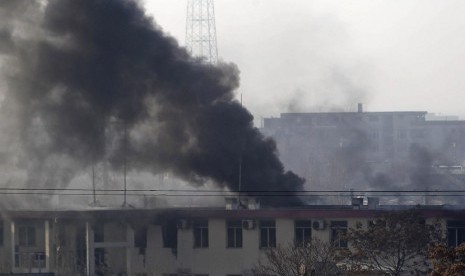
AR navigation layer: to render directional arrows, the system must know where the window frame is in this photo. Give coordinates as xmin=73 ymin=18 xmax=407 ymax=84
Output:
xmin=259 ymin=220 xmax=276 ymax=249
xmin=162 ymin=222 xmax=178 ymax=249
xmin=226 ymin=220 xmax=243 ymax=248
xmin=447 ymin=220 xmax=465 ymax=247
xmin=0 ymin=221 xmax=3 ymax=246
xmin=294 ymin=220 xmax=312 ymax=247
xmin=18 ymin=225 xmax=36 ymax=247
xmin=330 ymin=220 xmax=348 ymax=248
xmin=193 ymin=220 xmax=209 ymax=248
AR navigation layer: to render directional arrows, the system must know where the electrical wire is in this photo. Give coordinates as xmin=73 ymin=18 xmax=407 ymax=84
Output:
xmin=0 ymin=187 xmax=464 ymax=197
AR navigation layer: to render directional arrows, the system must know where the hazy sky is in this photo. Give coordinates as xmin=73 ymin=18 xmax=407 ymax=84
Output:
xmin=144 ymin=0 xmax=465 ymax=122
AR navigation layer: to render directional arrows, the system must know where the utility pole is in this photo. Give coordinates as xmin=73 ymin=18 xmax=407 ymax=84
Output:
xmin=186 ymin=0 xmax=218 ymax=64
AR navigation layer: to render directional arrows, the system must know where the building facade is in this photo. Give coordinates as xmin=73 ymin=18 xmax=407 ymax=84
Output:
xmin=0 ymin=203 xmax=464 ymax=276
xmin=261 ymin=109 xmax=465 ymax=202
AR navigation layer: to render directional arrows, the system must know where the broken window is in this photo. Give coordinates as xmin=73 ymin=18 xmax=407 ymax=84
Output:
xmin=162 ymin=222 xmax=178 ymax=249
xmin=135 ymin=226 xmax=148 ymax=255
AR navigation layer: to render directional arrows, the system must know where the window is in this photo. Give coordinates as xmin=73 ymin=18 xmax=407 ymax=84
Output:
xmin=32 ymin=252 xmax=45 ymax=268
xmin=0 ymin=221 xmax=3 ymax=246
xmin=410 ymin=128 xmax=426 ymax=139
xmin=260 ymin=220 xmax=276 ymax=248
xmin=94 ymin=248 xmax=106 ymax=272
xmin=295 ymin=220 xmax=312 ymax=247
xmin=94 ymin=223 xmax=104 ymax=243
xmin=18 ymin=226 xmax=35 ymax=246
xmin=396 ymin=142 xmax=408 ymax=153
xmin=448 ymin=220 xmax=465 ymax=247
xmin=330 ymin=221 xmax=347 ymax=248
xmin=193 ymin=220 xmax=208 ymax=248
xmin=397 ymin=129 xmax=407 ymax=140
xmin=368 ymin=130 xmax=379 ymax=140
xmin=370 ymin=143 xmax=380 ymax=152
xmin=162 ymin=222 xmax=177 ymax=249
xmin=135 ymin=226 xmax=147 ymax=255
xmin=368 ymin=115 xmax=379 ymax=122
xmin=227 ymin=220 xmax=242 ymax=248
xmin=368 ymin=219 xmax=386 ymax=228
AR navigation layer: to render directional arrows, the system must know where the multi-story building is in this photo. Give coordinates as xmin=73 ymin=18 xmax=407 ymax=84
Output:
xmin=0 ymin=201 xmax=464 ymax=276
xmin=261 ymin=106 xmax=465 ymax=201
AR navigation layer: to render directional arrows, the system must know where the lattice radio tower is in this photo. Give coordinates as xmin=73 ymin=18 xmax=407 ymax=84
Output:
xmin=186 ymin=0 xmax=218 ymax=64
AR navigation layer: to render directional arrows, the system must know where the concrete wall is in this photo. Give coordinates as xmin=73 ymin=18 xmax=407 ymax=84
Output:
xmin=147 ymin=217 xmax=364 ymax=276
xmin=0 ymin=211 xmax=455 ymax=276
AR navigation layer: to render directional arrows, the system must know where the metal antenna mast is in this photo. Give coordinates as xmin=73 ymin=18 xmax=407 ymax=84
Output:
xmin=186 ymin=0 xmax=218 ymax=64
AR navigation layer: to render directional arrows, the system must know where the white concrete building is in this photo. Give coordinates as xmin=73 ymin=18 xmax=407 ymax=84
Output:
xmin=0 ymin=203 xmax=463 ymax=276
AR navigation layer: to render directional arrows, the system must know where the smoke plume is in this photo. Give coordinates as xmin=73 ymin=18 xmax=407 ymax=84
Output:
xmin=0 ymin=0 xmax=304 ymax=205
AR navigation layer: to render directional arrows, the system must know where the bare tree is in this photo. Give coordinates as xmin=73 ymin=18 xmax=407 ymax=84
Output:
xmin=251 ymin=238 xmax=340 ymax=276
xmin=343 ymin=210 xmax=442 ymax=276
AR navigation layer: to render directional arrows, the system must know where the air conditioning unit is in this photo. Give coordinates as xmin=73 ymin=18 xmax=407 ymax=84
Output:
xmin=176 ymin=219 xmax=190 ymax=230
xmin=242 ymin=219 xmax=255 ymax=230
xmin=312 ymin=220 xmax=326 ymax=230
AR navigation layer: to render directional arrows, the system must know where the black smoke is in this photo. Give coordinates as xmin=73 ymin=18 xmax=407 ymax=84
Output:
xmin=0 ymin=0 xmax=304 ymax=205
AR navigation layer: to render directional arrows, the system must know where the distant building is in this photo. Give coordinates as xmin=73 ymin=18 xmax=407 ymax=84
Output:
xmin=0 ymin=203 xmax=464 ymax=276
xmin=261 ymin=106 xmax=465 ymax=200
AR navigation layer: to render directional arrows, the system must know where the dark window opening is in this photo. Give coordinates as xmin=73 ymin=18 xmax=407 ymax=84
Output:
xmin=75 ymin=226 xmax=87 ymax=274
xmin=162 ymin=222 xmax=178 ymax=249
xmin=135 ymin=226 xmax=148 ymax=255
xmin=94 ymin=223 xmax=104 ymax=243
xmin=95 ymin=248 xmax=108 ymax=276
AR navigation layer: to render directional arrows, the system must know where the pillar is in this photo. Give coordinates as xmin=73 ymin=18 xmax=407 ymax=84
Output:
xmin=126 ymin=224 xmax=134 ymax=275
xmin=86 ymin=222 xmax=94 ymax=276
xmin=10 ymin=221 xmax=15 ymax=270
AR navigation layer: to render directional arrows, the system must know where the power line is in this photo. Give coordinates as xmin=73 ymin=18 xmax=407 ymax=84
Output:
xmin=2 ymin=187 xmax=465 ymax=193
xmin=1 ymin=187 xmax=465 ymax=198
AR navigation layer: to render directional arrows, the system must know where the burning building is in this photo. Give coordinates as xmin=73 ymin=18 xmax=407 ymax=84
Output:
xmin=0 ymin=204 xmax=463 ymax=275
